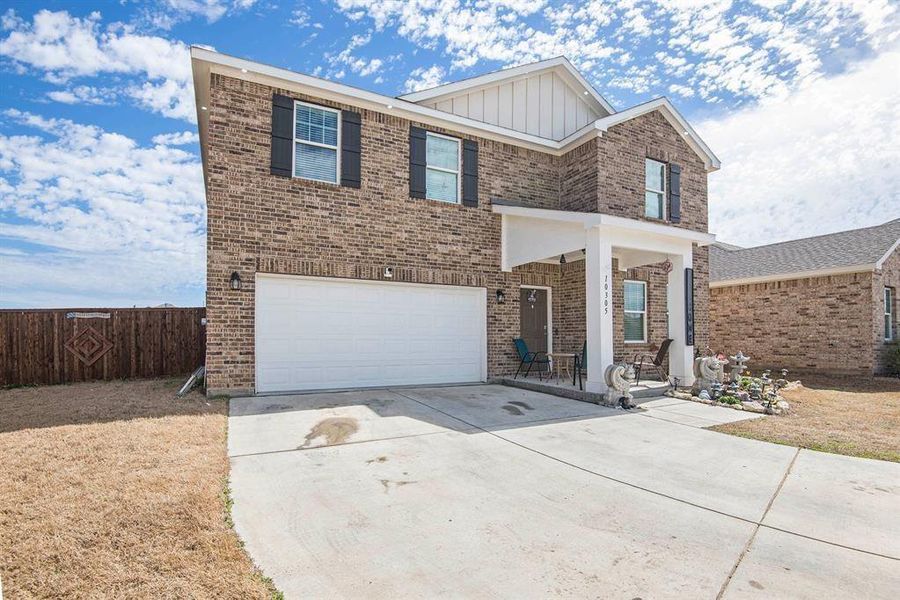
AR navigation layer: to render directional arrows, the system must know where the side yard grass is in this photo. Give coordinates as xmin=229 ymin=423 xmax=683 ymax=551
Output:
xmin=0 ymin=378 xmax=278 ymax=598
xmin=711 ymin=375 xmax=900 ymax=462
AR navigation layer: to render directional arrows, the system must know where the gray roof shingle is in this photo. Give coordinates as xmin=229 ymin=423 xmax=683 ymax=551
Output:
xmin=710 ymin=218 xmax=900 ymax=283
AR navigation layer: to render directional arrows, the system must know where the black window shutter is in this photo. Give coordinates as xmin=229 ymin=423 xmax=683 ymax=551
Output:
xmin=684 ymin=267 xmax=694 ymax=346
xmin=270 ymin=94 xmax=294 ymax=177
xmin=462 ymin=139 xmax=478 ymax=207
xmin=668 ymin=163 xmax=681 ymax=223
xmin=409 ymin=126 xmax=427 ymax=198
xmin=340 ymin=110 xmax=361 ymax=188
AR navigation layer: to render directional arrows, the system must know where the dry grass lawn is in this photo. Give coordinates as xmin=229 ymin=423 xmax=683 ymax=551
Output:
xmin=0 ymin=378 xmax=277 ymax=599
xmin=712 ymin=375 xmax=900 ymax=462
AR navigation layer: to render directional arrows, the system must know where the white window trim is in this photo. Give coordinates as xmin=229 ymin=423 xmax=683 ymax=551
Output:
xmin=425 ymin=131 xmax=461 ymax=204
xmin=886 ymin=286 xmax=894 ymax=341
xmin=624 ymin=279 xmax=648 ymax=344
xmin=292 ymin=100 xmax=341 ymax=184
xmin=644 ymin=158 xmax=666 ymax=220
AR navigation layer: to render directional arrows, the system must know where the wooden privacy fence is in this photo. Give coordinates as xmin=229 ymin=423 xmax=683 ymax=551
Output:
xmin=0 ymin=307 xmax=206 ymax=387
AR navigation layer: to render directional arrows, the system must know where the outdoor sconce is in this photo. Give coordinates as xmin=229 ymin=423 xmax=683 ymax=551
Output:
xmin=559 ymin=253 xmax=567 ymax=264
xmin=230 ymin=271 xmax=242 ymax=291
xmin=496 ymin=289 xmax=506 ymax=304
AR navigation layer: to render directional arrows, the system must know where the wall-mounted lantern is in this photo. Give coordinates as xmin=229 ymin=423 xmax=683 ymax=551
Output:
xmin=230 ymin=271 xmax=242 ymax=291
xmin=559 ymin=253 xmax=567 ymax=265
xmin=496 ymin=289 xmax=506 ymax=304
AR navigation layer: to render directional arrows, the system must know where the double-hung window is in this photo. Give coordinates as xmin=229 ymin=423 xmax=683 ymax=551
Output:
xmin=294 ymin=102 xmax=340 ymax=183
xmin=645 ymin=158 xmax=666 ymax=219
xmin=425 ymin=132 xmax=460 ymax=203
xmin=886 ymin=287 xmax=895 ymax=341
xmin=624 ymin=280 xmax=647 ymax=343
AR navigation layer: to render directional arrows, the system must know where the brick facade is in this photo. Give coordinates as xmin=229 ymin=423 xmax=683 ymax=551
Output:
xmin=709 ymin=245 xmax=900 ymax=376
xmin=873 ymin=247 xmax=899 ymax=374
xmin=204 ymin=72 xmax=711 ymax=392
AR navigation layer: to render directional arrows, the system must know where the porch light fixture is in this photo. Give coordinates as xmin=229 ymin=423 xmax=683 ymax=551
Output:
xmin=496 ymin=289 xmax=506 ymax=304
xmin=559 ymin=253 xmax=566 ymax=264
xmin=229 ymin=271 xmax=242 ymax=291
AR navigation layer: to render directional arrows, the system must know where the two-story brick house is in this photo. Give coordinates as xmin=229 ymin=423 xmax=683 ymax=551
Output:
xmin=190 ymin=48 xmax=719 ymax=396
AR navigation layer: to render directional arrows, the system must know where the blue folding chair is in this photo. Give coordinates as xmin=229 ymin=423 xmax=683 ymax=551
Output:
xmin=513 ymin=338 xmax=549 ymax=380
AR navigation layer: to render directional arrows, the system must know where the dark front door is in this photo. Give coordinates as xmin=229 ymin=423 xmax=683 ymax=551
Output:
xmin=520 ymin=288 xmax=548 ymax=353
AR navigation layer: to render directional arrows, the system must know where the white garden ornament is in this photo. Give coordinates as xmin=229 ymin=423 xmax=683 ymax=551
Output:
xmin=605 ymin=363 xmax=636 ymax=408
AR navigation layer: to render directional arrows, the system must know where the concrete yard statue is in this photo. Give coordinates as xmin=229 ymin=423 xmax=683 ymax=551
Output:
xmin=694 ymin=356 xmax=726 ymax=393
xmin=605 ymin=363 xmax=636 ymax=409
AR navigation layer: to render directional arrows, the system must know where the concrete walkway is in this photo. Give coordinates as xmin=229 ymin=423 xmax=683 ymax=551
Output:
xmin=228 ymin=385 xmax=900 ymax=599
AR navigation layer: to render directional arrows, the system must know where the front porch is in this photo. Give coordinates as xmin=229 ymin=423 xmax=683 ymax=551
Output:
xmin=501 ymin=374 xmax=670 ymax=405
xmin=496 ymin=200 xmax=715 ymax=398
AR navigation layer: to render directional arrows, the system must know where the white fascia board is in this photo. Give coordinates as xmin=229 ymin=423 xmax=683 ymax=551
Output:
xmin=491 ymin=203 xmax=716 ymax=246
xmin=190 ymin=47 xmax=564 ymax=153
xmin=710 ymin=263 xmax=876 ymax=288
xmin=875 ymin=237 xmax=900 ymax=269
xmin=594 ymin=97 xmax=721 ymax=172
xmin=399 ymin=56 xmax=615 ymax=116
xmin=190 ymin=48 xmax=716 ymax=170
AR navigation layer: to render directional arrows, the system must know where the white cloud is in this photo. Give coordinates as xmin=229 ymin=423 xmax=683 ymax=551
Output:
xmin=325 ymin=32 xmax=384 ymax=78
xmin=700 ymin=47 xmax=900 ymax=247
xmin=334 ymin=0 xmax=898 ymax=106
xmin=0 ymin=110 xmax=205 ymax=307
xmin=0 ymin=10 xmax=196 ymax=121
xmin=403 ymin=64 xmax=446 ymax=93
xmin=47 ymin=85 xmax=116 ymax=105
xmin=152 ymin=130 xmax=200 ymax=145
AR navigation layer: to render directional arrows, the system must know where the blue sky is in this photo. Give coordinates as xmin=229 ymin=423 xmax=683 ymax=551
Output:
xmin=1 ymin=0 xmax=898 ymax=308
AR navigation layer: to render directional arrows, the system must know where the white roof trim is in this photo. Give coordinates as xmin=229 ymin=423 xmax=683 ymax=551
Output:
xmin=594 ymin=98 xmax=721 ymax=170
xmin=399 ymin=56 xmax=615 ymax=116
xmin=491 ymin=202 xmax=716 ymax=246
xmin=710 ymin=263 xmax=875 ymax=288
xmin=875 ymin=237 xmax=900 ymax=269
xmin=190 ymin=48 xmax=719 ymax=171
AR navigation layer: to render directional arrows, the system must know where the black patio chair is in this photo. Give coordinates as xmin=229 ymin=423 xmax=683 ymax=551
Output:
xmin=575 ymin=341 xmax=587 ymax=390
xmin=632 ymin=338 xmax=673 ymax=385
xmin=513 ymin=338 xmax=549 ymax=380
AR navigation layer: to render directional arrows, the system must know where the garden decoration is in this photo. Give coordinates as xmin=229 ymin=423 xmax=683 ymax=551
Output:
xmin=709 ymin=380 xmax=724 ymax=400
xmin=748 ymin=379 xmax=762 ymax=401
xmin=728 ymin=351 xmax=749 ymax=383
xmin=605 ymin=363 xmax=636 ymax=409
xmin=693 ymin=355 xmax=726 ymax=392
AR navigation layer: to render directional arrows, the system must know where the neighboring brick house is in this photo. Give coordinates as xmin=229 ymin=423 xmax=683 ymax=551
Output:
xmin=709 ymin=219 xmax=900 ymax=375
xmin=190 ymin=48 xmax=720 ymax=395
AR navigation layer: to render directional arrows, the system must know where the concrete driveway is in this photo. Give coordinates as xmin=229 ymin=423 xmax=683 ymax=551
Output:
xmin=228 ymin=385 xmax=900 ymax=599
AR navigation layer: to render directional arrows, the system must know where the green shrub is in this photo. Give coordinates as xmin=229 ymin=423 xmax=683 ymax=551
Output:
xmin=718 ymin=395 xmax=741 ymax=405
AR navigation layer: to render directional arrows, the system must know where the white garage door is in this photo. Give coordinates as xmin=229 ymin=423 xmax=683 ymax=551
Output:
xmin=255 ymin=275 xmax=487 ymax=393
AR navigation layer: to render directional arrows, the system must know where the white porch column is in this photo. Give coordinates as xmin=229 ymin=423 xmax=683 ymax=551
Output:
xmin=667 ymin=248 xmax=695 ymax=387
xmin=585 ymin=227 xmax=614 ymax=394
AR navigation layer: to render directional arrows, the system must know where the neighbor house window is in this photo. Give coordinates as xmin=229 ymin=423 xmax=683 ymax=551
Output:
xmin=645 ymin=158 xmax=666 ymax=219
xmin=426 ymin=132 xmax=460 ymax=203
xmin=886 ymin=287 xmax=895 ymax=341
xmin=624 ymin=280 xmax=647 ymax=343
xmin=294 ymin=101 xmax=339 ymax=183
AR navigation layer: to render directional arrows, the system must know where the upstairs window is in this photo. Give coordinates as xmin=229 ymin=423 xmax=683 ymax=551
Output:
xmin=886 ymin=287 xmax=895 ymax=341
xmin=645 ymin=158 xmax=666 ymax=219
xmin=426 ymin=132 xmax=460 ymax=203
xmin=294 ymin=102 xmax=339 ymax=183
xmin=624 ymin=280 xmax=647 ymax=343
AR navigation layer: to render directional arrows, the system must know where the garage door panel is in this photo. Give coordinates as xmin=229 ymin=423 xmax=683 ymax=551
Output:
xmin=256 ymin=276 xmax=486 ymax=393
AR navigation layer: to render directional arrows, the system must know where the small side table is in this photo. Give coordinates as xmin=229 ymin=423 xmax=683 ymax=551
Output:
xmin=547 ymin=352 xmax=576 ymax=385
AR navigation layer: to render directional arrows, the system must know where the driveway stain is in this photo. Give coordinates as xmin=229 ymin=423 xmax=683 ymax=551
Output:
xmin=380 ymin=479 xmax=418 ymax=493
xmin=749 ymin=580 xmax=764 ymax=590
xmin=508 ymin=401 xmax=534 ymax=410
xmin=501 ymin=404 xmax=524 ymax=416
xmin=366 ymin=455 xmax=389 ymax=465
xmin=299 ymin=417 xmax=359 ymax=448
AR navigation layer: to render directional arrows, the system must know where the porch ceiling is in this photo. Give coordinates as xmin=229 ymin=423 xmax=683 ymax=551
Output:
xmin=493 ymin=200 xmax=716 ymax=271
